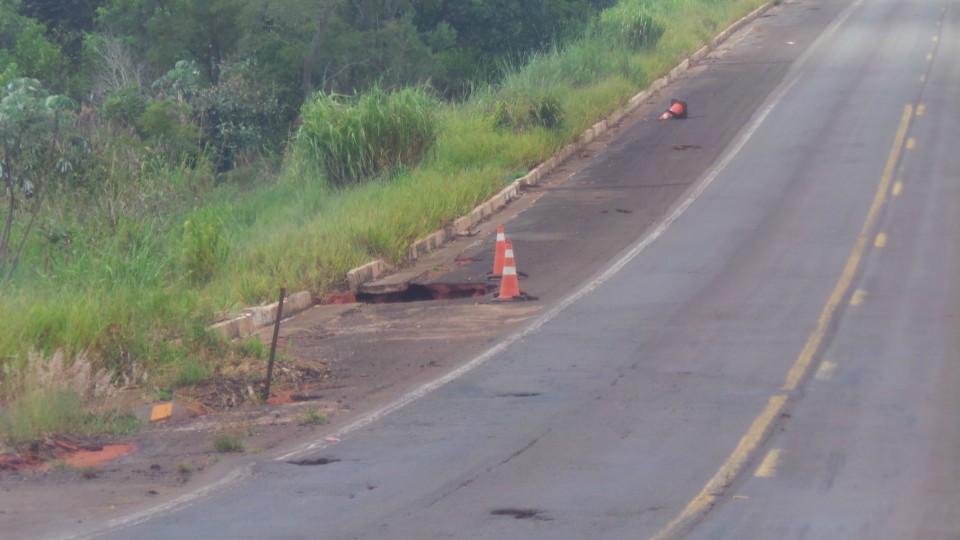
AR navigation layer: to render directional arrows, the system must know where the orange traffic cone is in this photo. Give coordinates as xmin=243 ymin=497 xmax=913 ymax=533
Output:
xmin=497 ymin=240 xmax=522 ymax=300
xmin=491 ymin=224 xmax=507 ymax=276
xmin=659 ymin=99 xmax=688 ymax=120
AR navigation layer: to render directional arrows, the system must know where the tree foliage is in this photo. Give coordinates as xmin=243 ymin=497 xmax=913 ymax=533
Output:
xmin=0 ymin=78 xmax=77 ymax=286
xmin=2 ymin=0 xmax=619 ymax=176
xmin=0 ymin=1 xmax=70 ymax=92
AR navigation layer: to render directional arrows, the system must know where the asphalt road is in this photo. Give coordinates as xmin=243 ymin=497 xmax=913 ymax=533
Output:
xmin=75 ymin=0 xmax=960 ymax=538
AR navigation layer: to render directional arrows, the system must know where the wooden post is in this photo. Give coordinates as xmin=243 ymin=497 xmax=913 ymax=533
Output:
xmin=262 ymin=287 xmax=286 ymax=401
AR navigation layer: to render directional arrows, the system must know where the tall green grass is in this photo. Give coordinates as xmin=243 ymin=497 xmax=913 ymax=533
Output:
xmin=0 ymin=0 xmax=769 ymax=446
xmin=298 ymin=86 xmax=439 ymax=188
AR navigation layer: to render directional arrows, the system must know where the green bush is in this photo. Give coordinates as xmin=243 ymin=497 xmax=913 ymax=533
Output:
xmin=137 ymin=99 xmax=201 ymax=160
xmin=298 ymin=86 xmax=439 ymax=187
xmin=101 ymin=85 xmax=148 ymax=127
xmin=194 ymin=60 xmax=284 ymax=171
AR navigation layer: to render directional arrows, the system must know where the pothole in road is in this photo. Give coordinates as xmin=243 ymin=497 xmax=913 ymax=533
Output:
xmin=490 ymin=508 xmax=550 ymax=520
xmin=287 ymin=457 xmax=341 ymax=466
xmin=357 ymin=283 xmax=492 ymax=304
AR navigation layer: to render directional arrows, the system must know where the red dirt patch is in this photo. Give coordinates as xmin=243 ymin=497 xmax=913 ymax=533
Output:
xmin=318 ymin=291 xmax=357 ymax=305
xmin=58 ymin=444 xmax=134 ymax=469
xmin=0 ymin=452 xmax=44 ymax=472
xmin=1 ymin=437 xmax=135 ymax=472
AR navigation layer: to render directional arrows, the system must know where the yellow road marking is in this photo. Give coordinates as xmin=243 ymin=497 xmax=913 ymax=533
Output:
xmin=648 ymin=106 xmax=914 ymax=540
xmin=906 ymin=138 xmax=915 ymax=149
xmin=893 ymin=181 xmax=903 ymax=195
xmin=732 ymin=495 xmax=750 ymax=500
xmin=874 ymin=233 xmax=887 ymax=247
xmin=649 ymin=395 xmax=788 ymax=540
xmin=782 ymin=105 xmax=911 ymax=392
xmin=815 ymin=360 xmax=838 ymax=381
xmin=927 ymin=53 xmax=934 ymax=60
xmin=850 ymin=289 xmax=867 ymax=306
xmin=916 ymin=104 xmax=925 ymax=116
xmin=920 ymin=74 xmax=927 ymax=82
xmin=754 ymin=449 xmax=782 ymax=478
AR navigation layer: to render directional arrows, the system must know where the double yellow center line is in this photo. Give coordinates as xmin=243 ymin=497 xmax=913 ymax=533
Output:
xmin=649 ymin=104 xmax=914 ymax=540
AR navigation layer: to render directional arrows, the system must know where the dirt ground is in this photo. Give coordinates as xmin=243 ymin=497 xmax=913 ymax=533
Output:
xmin=0 ymin=286 xmax=546 ymax=539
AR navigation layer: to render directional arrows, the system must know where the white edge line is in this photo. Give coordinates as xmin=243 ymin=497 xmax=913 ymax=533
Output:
xmin=271 ymin=72 xmax=799 ymax=464
xmin=67 ymin=16 xmax=817 ymax=540
xmin=57 ymin=465 xmax=252 ymax=540
xmin=72 ymin=76 xmax=794 ymax=540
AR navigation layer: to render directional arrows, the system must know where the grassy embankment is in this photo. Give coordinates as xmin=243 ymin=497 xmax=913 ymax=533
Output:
xmin=0 ymin=0 xmax=768 ymax=447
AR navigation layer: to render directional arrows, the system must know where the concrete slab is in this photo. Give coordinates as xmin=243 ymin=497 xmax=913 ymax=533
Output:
xmin=357 ymin=271 xmax=417 ymax=294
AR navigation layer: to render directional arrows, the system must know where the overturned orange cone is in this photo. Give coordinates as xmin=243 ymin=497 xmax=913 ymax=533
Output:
xmin=497 ymin=240 xmax=522 ymax=300
xmin=491 ymin=224 xmax=507 ymax=276
xmin=659 ymin=99 xmax=688 ymax=120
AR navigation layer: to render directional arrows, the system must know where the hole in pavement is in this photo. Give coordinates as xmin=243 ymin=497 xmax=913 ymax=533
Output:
xmin=357 ymin=283 xmax=491 ymax=304
xmin=288 ymin=457 xmax=341 ymax=466
xmin=490 ymin=508 xmax=548 ymax=520
xmin=497 ymin=392 xmax=542 ymax=398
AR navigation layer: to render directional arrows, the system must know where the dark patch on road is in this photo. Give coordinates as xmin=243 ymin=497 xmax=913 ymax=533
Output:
xmin=490 ymin=508 xmax=550 ymax=520
xmin=357 ymin=283 xmax=491 ymax=304
xmin=287 ymin=457 xmax=341 ymax=466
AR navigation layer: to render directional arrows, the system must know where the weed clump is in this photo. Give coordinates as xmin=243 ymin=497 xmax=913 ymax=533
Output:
xmin=0 ymin=350 xmax=131 ymax=449
xmin=300 ymin=409 xmax=327 ymax=426
xmin=212 ymin=431 xmax=244 ymax=453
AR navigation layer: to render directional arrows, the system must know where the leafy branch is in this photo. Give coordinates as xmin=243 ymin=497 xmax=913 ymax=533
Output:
xmin=0 ymin=78 xmax=77 ymax=288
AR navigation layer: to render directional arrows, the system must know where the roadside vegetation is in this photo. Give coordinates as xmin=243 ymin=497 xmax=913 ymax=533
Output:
xmin=0 ymin=0 xmax=767 ymax=448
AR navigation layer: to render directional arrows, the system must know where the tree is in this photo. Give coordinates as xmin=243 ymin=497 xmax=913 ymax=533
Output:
xmin=239 ymin=0 xmax=432 ymax=100
xmin=300 ymin=2 xmax=338 ymax=99
xmin=18 ymin=0 xmax=104 ymax=63
xmin=235 ymin=0 xmax=344 ymax=115
xmin=412 ymin=0 xmax=616 ymax=92
xmin=0 ymin=78 xmax=77 ymax=286
xmin=95 ymin=0 xmax=244 ymax=85
xmin=86 ymin=34 xmax=144 ymax=100
xmin=330 ymin=0 xmax=433 ymax=93
xmin=0 ymin=1 xmax=70 ymax=92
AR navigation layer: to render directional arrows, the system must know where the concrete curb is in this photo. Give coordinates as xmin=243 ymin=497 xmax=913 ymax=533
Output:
xmin=211 ymin=290 xmax=313 ymax=340
xmin=347 ymin=260 xmax=388 ymax=293
xmin=210 ymin=2 xmax=772 ymax=339
xmin=383 ymin=1 xmax=773 ymax=276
